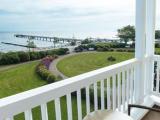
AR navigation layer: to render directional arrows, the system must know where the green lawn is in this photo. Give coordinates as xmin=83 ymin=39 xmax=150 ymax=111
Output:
xmin=57 ymin=52 xmax=134 ymax=77
xmin=155 ymin=48 xmax=160 ymax=53
xmin=0 ymin=61 xmax=46 ymax=98
xmin=0 ymin=61 xmax=92 ymax=120
xmin=0 ymin=50 xmax=158 ymax=119
xmin=0 ymin=52 xmax=134 ymax=120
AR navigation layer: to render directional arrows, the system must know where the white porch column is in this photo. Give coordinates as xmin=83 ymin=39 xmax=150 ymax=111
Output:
xmin=146 ymin=0 xmax=156 ymax=94
xmin=135 ymin=0 xmax=146 ymax=103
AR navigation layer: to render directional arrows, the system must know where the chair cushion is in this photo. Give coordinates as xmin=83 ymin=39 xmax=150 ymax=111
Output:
xmin=83 ymin=110 xmax=133 ymax=120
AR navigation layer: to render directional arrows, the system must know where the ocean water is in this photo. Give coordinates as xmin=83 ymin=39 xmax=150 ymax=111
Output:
xmin=0 ymin=32 xmax=70 ymax=53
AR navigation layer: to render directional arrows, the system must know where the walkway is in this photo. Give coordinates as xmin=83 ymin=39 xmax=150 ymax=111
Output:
xmin=49 ymin=53 xmax=76 ymax=79
xmin=49 ymin=51 xmax=96 ymax=79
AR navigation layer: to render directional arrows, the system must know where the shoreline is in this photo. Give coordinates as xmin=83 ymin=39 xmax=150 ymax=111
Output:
xmin=0 ymin=45 xmax=76 ymax=53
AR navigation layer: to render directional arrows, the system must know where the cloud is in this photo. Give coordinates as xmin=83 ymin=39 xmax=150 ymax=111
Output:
xmin=0 ymin=0 xmax=135 ymax=37
xmin=0 ymin=0 xmax=135 ymax=15
xmin=0 ymin=9 xmax=13 ymax=15
xmin=0 ymin=0 xmax=159 ymax=38
xmin=0 ymin=9 xmax=23 ymax=15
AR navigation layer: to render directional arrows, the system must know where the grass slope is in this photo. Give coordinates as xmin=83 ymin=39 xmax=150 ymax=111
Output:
xmin=57 ymin=52 xmax=134 ymax=77
xmin=0 ymin=61 xmax=46 ymax=98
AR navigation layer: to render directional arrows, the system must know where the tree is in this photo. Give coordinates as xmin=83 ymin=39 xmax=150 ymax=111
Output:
xmin=70 ymin=41 xmax=76 ymax=46
xmin=27 ymin=38 xmax=36 ymax=59
xmin=0 ymin=44 xmax=3 ymax=60
xmin=81 ymin=38 xmax=92 ymax=44
xmin=117 ymin=25 xmax=135 ymax=45
xmin=155 ymin=30 xmax=160 ymax=39
xmin=27 ymin=40 xmax=36 ymax=48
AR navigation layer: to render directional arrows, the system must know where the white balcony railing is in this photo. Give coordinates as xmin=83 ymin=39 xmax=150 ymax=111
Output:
xmin=0 ymin=58 xmax=139 ymax=120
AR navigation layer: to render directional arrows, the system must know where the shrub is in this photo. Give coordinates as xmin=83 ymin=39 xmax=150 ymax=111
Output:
xmin=70 ymin=41 xmax=76 ymax=46
xmin=109 ymin=49 xmax=114 ymax=51
xmin=112 ymin=43 xmax=126 ymax=48
xmin=47 ymin=73 xmax=56 ymax=83
xmin=130 ymin=43 xmax=135 ymax=48
xmin=81 ymin=39 xmax=92 ymax=44
xmin=46 ymin=50 xmax=57 ymax=56
xmin=55 ymin=48 xmax=69 ymax=55
xmin=36 ymin=56 xmax=58 ymax=84
xmin=155 ymin=43 xmax=160 ymax=48
xmin=0 ymin=48 xmax=68 ymax=65
xmin=0 ymin=52 xmax=3 ymax=58
xmin=87 ymin=44 xmax=97 ymax=50
xmin=30 ymin=52 xmax=40 ymax=60
xmin=155 ymin=52 xmax=159 ymax=55
xmin=41 ymin=56 xmax=54 ymax=69
xmin=39 ymin=51 xmax=47 ymax=58
xmin=0 ymin=52 xmax=20 ymax=65
xmin=74 ymin=45 xmax=85 ymax=52
xmin=17 ymin=51 xmax=30 ymax=62
xmin=95 ymin=42 xmax=126 ymax=49
xmin=96 ymin=44 xmax=111 ymax=52
xmin=41 ymin=69 xmax=50 ymax=79
xmin=97 ymin=47 xmax=104 ymax=52
xmin=36 ymin=63 xmax=56 ymax=84
xmin=54 ymin=55 xmax=58 ymax=59
xmin=127 ymin=49 xmax=135 ymax=52
xmin=107 ymin=56 xmax=116 ymax=61
xmin=116 ymin=49 xmax=126 ymax=52
xmin=57 ymin=75 xmax=63 ymax=80
xmin=102 ymin=47 xmax=109 ymax=51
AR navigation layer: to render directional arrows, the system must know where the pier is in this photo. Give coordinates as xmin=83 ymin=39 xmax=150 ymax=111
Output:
xmin=1 ymin=42 xmax=36 ymax=48
xmin=14 ymin=34 xmax=82 ymax=48
xmin=14 ymin=34 xmax=82 ymax=43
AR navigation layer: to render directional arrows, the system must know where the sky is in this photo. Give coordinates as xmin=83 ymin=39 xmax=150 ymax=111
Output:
xmin=0 ymin=0 xmax=159 ymax=38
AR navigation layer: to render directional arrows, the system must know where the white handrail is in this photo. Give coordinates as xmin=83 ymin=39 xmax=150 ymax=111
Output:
xmin=0 ymin=58 xmax=138 ymax=119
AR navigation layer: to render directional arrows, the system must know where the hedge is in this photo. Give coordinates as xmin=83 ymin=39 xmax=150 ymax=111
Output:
xmin=74 ymin=43 xmax=128 ymax=52
xmin=36 ymin=56 xmax=57 ymax=83
xmin=36 ymin=63 xmax=56 ymax=83
xmin=74 ymin=44 xmax=135 ymax=53
xmin=0 ymin=52 xmax=20 ymax=65
xmin=17 ymin=51 xmax=30 ymax=62
xmin=96 ymin=42 xmax=125 ymax=48
xmin=107 ymin=56 xmax=116 ymax=61
xmin=0 ymin=48 xmax=69 ymax=65
xmin=155 ymin=43 xmax=160 ymax=48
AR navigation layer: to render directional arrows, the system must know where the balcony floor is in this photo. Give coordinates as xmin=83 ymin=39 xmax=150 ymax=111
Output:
xmin=141 ymin=105 xmax=160 ymax=120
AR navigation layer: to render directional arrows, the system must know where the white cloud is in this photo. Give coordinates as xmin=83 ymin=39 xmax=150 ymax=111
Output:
xmin=0 ymin=0 xmax=135 ymax=13
xmin=0 ymin=0 xmax=159 ymax=37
